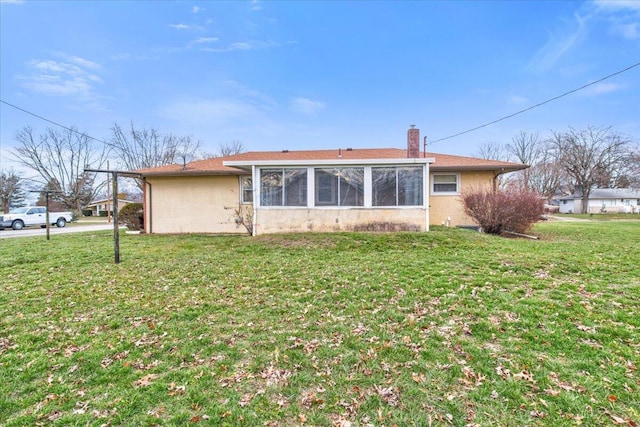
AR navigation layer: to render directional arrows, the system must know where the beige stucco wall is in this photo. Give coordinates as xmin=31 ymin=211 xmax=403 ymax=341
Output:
xmin=144 ymin=175 xmax=247 ymax=234
xmin=143 ymin=169 xmax=497 ymax=234
xmin=256 ymin=208 xmax=427 ymax=234
xmin=429 ymin=171 xmax=495 ymax=227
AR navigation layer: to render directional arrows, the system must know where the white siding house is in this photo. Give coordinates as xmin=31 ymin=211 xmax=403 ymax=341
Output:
xmin=557 ymin=189 xmax=640 ymax=214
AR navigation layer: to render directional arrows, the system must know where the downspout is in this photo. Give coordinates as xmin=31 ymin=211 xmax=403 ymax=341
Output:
xmin=423 ymin=136 xmax=429 ymax=231
xmin=146 ymin=180 xmax=153 ymax=234
xmin=492 ymin=168 xmax=506 ymax=193
xmin=252 ymin=165 xmax=257 ymax=236
xmin=424 ymin=163 xmax=430 ymax=232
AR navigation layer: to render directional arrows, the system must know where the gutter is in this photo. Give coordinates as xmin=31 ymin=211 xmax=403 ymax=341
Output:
xmin=252 ymin=165 xmax=257 ymax=237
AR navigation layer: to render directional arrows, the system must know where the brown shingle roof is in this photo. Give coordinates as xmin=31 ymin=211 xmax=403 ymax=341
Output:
xmin=137 ymin=148 xmax=526 ymax=177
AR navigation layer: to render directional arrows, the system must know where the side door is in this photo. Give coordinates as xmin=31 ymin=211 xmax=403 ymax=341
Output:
xmin=24 ymin=207 xmax=45 ymax=225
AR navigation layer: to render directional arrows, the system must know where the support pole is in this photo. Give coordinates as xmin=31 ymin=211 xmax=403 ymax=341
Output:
xmin=113 ymin=172 xmax=120 ymax=264
xmin=106 ymin=160 xmax=111 ymax=223
xmin=84 ymin=168 xmax=141 ymax=264
xmin=29 ymin=190 xmax=63 ymax=241
xmin=45 ymin=192 xmax=51 ymax=241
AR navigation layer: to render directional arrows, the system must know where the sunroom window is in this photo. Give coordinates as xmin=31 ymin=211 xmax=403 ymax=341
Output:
xmin=260 ymin=168 xmax=307 ymax=206
xmin=314 ymin=168 xmax=364 ymax=206
xmin=372 ymin=166 xmax=423 ymax=206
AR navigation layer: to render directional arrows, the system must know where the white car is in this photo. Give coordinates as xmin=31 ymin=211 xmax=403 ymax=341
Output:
xmin=0 ymin=206 xmax=73 ymax=230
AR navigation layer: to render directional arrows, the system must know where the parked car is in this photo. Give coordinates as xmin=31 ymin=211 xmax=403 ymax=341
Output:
xmin=0 ymin=206 xmax=73 ymax=230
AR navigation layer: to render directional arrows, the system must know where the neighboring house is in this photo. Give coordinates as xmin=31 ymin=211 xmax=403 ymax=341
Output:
xmin=136 ymin=127 xmax=527 ymax=235
xmin=85 ymin=198 xmax=138 ymax=216
xmin=557 ymin=188 xmax=640 ymax=214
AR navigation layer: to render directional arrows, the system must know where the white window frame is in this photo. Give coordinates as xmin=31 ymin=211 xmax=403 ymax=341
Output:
xmin=431 ymin=173 xmax=459 ymax=195
xmin=372 ymin=166 xmax=423 ymax=206
xmin=314 ymin=167 xmax=364 ymax=207
xmin=240 ymin=176 xmax=253 ymax=204
xmin=226 ymin=159 xmax=432 ymax=211
xmin=259 ymin=168 xmax=308 ymax=207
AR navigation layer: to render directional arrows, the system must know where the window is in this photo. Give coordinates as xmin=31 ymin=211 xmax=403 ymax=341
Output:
xmin=260 ymin=168 xmax=307 ymax=206
xmin=432 ymin=174 xmax=458 ymax=194
xmin=240 ymin=176 xmax=253 ymax=203
xmin=315 ymin=168 xmax=364 ymax=206
xmin=372 ymin=166 xmax=423 ymax=206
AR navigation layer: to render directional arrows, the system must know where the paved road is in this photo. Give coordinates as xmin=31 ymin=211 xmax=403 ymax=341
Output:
xmin=0 ymin=223 xmax=123 ymax=239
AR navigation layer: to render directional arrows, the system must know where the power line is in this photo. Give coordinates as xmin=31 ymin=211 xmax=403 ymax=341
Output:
xmin=0 ymin=99 xmax=114 ymax=147
xmin=430 ymin=61 xmax=640 ymax=144
xmin=4 ymin=61 xmax=640 ymax=148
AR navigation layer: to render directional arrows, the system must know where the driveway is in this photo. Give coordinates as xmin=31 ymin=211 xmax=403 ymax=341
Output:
xmin=545 ymin=215 xmax=591 ymax=222
xmin=0 ymin=222 xmax=123 ymax=239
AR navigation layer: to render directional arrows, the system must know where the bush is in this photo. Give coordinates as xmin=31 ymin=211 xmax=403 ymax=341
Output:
xmin=118 ymin=203 xmax=143 ymax=231
xmin=82 ymin=209 xmax=93 ymax=217
xmin=461 ymin=187 xmax=544 ymax=235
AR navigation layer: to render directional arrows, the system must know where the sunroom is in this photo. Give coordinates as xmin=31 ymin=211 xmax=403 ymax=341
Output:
xmin=224 ymin=157 xmax=434 ymax=235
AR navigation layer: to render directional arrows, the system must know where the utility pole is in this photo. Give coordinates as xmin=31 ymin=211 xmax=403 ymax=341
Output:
xmin=106 ymin=160 xmax=111 ymax=223
xmin=30 ymin=190 xmax=63 ymax=241
xmin=85 ymin=168 xmax=141 ymax=264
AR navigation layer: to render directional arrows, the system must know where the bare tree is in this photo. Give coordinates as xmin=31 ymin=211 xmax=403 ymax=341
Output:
xmin=217 ymin=140 xmax=245 ymax=157
xmin=549 ymin=126 xmax=633 ymax=213
xmin=0 ymin=169 xmax=27 ymax=212
xmin=526 ymin=154 xmax=565 ymax=201
xmin=110 ymin=122 xmax=200 ymax=188
xmin=12 ymin=126 xmax=108 ymax=212
xmin=628 ymin=149 xmax=640 ymax=188
xmin=611 ymin=145 xmax=640 ymax=188
xmin=476 ymin=141 xmax=508 ymax=161
xmin=507 ymin=131 xmax=544 ymax=190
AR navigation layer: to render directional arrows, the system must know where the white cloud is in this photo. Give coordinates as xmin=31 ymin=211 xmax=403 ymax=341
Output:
xmin=19 ymin=55 xmax=103 ymax=99
xmin=618 ymin=22 xmax=640 ymax=38
xmin=529 ymin=13 xmax=588 ymax=72
xmin=289 ymin=97 xmax=326 ymax=115
xmin=590 ymin=0 xmax=640 ymax=39
xmin=507 ymin=95 xmax=529 ymax=105
xmin=230 ymin=42 xmax=251 ymax=50
xmin=68 ymin=55 xmax=101 ymax=70
xmin=192 ymin=37 xmax=219 ymax=44
xmin=0 ymin=0 xmax=25 ymax=4
xmin=593 ymin=0 xmax=640 ymax=12
xmin=585 ymin=82 xmax=623 ymax=95
xmin=169 ymin=23 xmax=190 ymax=30
xmin=158 ymin=98 xmax=266 ymax=126
xmin=192 ymin=6 xmax=204 ymax=13
xmin=200 ymin=40 xmax=277 ymax=53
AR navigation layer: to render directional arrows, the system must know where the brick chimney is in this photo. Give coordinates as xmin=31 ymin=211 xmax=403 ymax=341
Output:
xmin=407 ymin=125 xmax=420 ymax=158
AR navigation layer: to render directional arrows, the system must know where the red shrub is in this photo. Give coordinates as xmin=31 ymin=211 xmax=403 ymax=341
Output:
xmin=461 ymin=187 xmax=544 ymax=235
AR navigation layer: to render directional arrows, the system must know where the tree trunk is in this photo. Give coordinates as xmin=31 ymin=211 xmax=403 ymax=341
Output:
xmin=581 ymin=193 xmax=589 ymax=214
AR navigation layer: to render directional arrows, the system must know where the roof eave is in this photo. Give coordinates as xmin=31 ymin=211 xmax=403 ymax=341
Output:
xmin=223 ymin=158 xmax=436 ymax=169
xmin=430 ymin=164 xmax=528 ymax=172
xmin=141 ymin=169 xmax=246 ymax=178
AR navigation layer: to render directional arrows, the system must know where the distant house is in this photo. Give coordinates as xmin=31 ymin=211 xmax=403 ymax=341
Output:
xmin=557 ymin=188 xmax=640 ymax=214
xmin=85 ymin=198 xmax=138 ymax=216
xmin=135 ymin=127 xmax=527 ymax=235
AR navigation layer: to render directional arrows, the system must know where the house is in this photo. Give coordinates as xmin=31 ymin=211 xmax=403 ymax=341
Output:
xmin=136 ymin=127 xmax=527 ymax=235
xmin=557 ymin=188 xmax=640 ymax=214
xmin=85 ymin=198 xmax=138 ymax=216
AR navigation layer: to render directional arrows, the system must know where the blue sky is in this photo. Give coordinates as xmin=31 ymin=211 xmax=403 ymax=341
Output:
xmin=1 ymin=0 xmax=639 ymax=172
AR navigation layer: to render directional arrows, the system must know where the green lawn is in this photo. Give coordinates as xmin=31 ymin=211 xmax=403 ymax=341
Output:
xmin=1 ymin=221 xmax=639 ymax=426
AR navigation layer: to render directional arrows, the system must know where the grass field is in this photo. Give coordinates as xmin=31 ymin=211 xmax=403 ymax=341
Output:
xmin=1 ymin=220 xmax=639 ymax=426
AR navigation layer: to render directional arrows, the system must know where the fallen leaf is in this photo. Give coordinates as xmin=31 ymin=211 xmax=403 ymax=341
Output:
xmin=134 ymin=373 xmax=159 ymax=387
